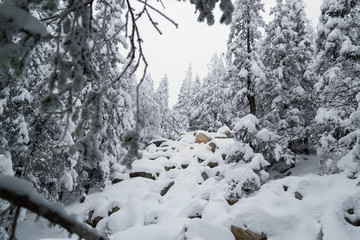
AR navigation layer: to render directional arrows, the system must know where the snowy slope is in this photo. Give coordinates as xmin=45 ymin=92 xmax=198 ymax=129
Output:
xmin=16 ymin=131 xmax=360 ymax=240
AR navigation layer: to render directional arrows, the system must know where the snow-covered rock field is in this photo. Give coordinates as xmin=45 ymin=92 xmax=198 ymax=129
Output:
xmin=16 ymin=131 xmax=360 ymax=240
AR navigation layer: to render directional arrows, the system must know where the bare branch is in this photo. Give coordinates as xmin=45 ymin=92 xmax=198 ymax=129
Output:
xmin=0 ymin=174 xmax=107 ymax=240
xmin=136 ymin=0 xmax=179 ymax=28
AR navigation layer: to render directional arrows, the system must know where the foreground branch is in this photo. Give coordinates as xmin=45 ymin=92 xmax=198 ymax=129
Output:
xmin=0 ymin=174 xmax=107 ymax=240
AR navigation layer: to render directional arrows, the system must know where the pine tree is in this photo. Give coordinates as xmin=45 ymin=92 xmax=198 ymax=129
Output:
xmin=190 ymin=54 xmax=231 ymax=131
xmin=174 ymin=63 xmax=193 ymax=130
xmin=314 ymin=0 xmax=360 ymax=177
xmin=262 ymin=0 xmax=316 ymax=153
xmin=226 ymin=0 xmax=266 ymax=117
xmin=138 ymin=75 xmax=161 ymax=144
xmin=155 ymin=74 xmax=178 ymax=139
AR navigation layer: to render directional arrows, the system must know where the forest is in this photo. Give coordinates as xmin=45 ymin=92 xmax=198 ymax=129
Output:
xmin=0 ymin=0 xmax=359 ymax=239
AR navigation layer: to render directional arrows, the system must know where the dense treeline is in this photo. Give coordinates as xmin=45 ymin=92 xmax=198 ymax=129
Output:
xmin=0 ymin=0 xmax=359 ymax=238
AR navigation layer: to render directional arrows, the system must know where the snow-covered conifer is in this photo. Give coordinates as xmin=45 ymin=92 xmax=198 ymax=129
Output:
xmin=262 ymin=0 xmax=316 ymax=153
xmin=174 ymin=63 xmax=194 ymax=130
xmin=190 ymin=54 xmax=231 ymax=131
xmin=226 ymin=0 xmax=266 ymax=117
xmin=314 ymin=0 xmax=360 ymax=175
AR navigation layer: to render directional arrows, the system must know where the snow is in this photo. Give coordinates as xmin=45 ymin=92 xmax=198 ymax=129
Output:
xmin=12 ymin=87 xmax=31 ymax=102
xmin=0 ymin=98 xmax=6 ymax=115
xmin=0 ymin=153 xmax=13 ymax=176
xmin=60 ymin=171 xmax=74 ymax=191
xmin=14 ymin=131 xmax=360 ymax=240
xmin=233 ymin=114 xmax=259 ymax=134
xmin=315 ymin=107 xmax=344 ymax=124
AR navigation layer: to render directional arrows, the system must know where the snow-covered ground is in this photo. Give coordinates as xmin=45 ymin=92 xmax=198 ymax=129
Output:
xmin=16 ymin=131 xmax=360 ymax=240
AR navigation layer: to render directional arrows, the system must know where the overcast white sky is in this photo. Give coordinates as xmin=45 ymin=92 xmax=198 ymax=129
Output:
xmin=138 ymin=0 xmax=322 ymax=107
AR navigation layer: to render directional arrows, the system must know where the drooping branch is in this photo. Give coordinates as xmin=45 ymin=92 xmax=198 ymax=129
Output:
xmin=0 ymin=174 xmax=107 ymax=240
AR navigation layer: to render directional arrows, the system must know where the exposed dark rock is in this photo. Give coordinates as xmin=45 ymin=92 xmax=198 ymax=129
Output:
xmin=231 ymin=225 xmax=267 ymax=240
xmin=112 ymin=178 xmax=123 ymax=184
xmin=151 ymin=139 xmax=166 ymax=147
xmin=207 ymin=162 xmax=219 ymax=168
xmin=283 ymin=185 xmax=288 ymax=192
xmin=108 ymin=206 xmax=120 ymax=216
xmin=130 ymin=172 xmax=156 ymax=180
xmin=345 ymin=216 xmax=360 ymax=227
xmin=347 ymin=208 xmax=355 ymax=215
xmin=181 ymin=164 xmax=189 ymax=169
xmin=80 ymin=196 xmax=86 ymax=203
xmin=91 ymin=216 xmax=103 ymax=228
xmin=226 ymin=198 xmax=239 ymax=206
xmin=201 ymin=172 xmax=209 ymax=181
xmin=222 ymin=154 xmax=227 ymax=160
xmin=160 ymin=181 xmax=175 ymax=196
xmin=198 ymin=158 xmax=205 ymax=163
xmin=295 ymin=191 xmax=303 ymax=200
xmin=165 ymin=166 xmax=176 ymax=171
xmin=209 ymin=142 xmax=217 ymax=153
xmin=188 ymin=213 xmax=202 ymax=219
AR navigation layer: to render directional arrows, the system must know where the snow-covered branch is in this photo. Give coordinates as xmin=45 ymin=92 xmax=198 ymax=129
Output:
xmin=0 ymin=174 xmax=107 ymax=240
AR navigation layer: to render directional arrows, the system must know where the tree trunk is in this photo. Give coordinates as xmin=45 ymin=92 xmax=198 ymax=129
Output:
xmin=247 ymin=94 xmax=256 ymax=116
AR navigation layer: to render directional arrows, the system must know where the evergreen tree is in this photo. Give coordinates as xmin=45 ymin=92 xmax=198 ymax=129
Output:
xmin=174 ymin=63 xmax=193 ymax=130
xmin=262 ymin=0 xmax=316 ymax=153
xmin=155 ymin=74 xmax=179 ymax=139
xmin=192 ymin=74 xmax=201 ymax=96
xmin=226 ymin=0 xmax=266 ymax=117
xmin=138 ymin=75 xmax=161 ymax=144
xmin=314 ymin=0 xmax=360 ymax=177
xmin=157 ymin=75 xmax=169 ymax=109
xmin=190 ymin=54 xmax=231 ymax=131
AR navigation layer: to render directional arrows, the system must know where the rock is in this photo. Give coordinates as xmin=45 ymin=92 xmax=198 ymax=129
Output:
xmin=160 ymin=181 xmax=175 ymax=196
xmin=85 ymin=209 xmax=103 ymax=228
xmin=157 ymin=149 xmax=167 ymax=152
xmin=226 ymin=198 xmax=239 ymax=206
xmin=209 ymin=142 xmax=217 ymax=153
xmin=198 ymin=158 xmax=205 ymax=163
xmin=347 ymin=208 xmax=354 ymax=215
xmin=151 ymin=139 xmax=167 ymax=147
xmin=181 ymin=164 xmax=189 ymax=169
xmin=231 ymin=225 xmax=267 ymax=240
xmin=112 ymin=178 xmax=123 ymax=184
xmin=345 ymin=216 xmax=360 ymax=227
xmin=222 ymin=154 xmax=227 ymax=160
xmin=130 ymin=172 xmax=156 ymax=180
xmin=283 ymin=185 xmax=288 ymax=192
xmin=188 ymin=213 xmax=202 ymax=219
xmin=91 ymin=216 xmax=103 ymax=228
xmin=108 ymin=206 xmax=120 ymax=216
xmin=85 ymin=210 xmax=94 ymax=225
xmin=80 ymin=196 xmax=86 ymax=203
xmin=195 ymin=133 xmax=212 ymax=144
xmin=224 ymin=131 xmax=233 ymax=138
xmin=345 ymin=208 xmax=360 ymax=226
xmin=201 ymin=172 xmax=209 ymax=181
xmin=217 ymin=126 xmax=233 ymax=138
xmin=207 ymin=162 xmax=219 ymax=168
xmin=295 ymin=191 xmax=303 ymax=200
xmin=165 ymin=166 xmax=176 ymax=171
